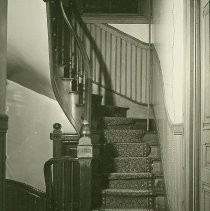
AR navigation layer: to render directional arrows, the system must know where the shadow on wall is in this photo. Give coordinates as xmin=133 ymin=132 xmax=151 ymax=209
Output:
xmin=6 ymin=80 xmax=73 ymax=191
xmin=7 ymin=46 xmax=54 ymax=99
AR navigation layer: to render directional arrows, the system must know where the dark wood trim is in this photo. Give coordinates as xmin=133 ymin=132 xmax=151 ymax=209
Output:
xmin=0 ymin=114 xmax=8 ymax=132
xmin=0 ymin=0 xmax=7 ymax=114
xmin=0 ymin=114 xmax=8 ymax=211
xmin=5 ymin=179 xmax=46 ymax=211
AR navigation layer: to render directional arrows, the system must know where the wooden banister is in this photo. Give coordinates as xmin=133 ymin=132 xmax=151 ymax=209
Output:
xmin=45 ymin=0 xmax=92 ymax=134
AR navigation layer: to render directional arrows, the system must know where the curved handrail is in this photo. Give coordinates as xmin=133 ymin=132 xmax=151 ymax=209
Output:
xmin=59 ymin=0 xmax=92 ymax=125
xmin=44 ymin=0 xmax=92 ymax=134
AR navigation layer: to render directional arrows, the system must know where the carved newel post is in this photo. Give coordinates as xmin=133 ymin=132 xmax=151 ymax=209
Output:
xmin=77 ymin=120 xmax=93 ymax=211
xmin=50 ymin=123 xmax=62 ymax=157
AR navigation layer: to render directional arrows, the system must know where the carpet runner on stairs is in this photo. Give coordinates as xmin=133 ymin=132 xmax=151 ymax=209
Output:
xmin=91 ymin=103 xmax=166 ymax=211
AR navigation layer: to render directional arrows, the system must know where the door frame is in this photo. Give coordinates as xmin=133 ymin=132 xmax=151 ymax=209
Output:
xmin=183 ymin=0 xmax=201 ymax=211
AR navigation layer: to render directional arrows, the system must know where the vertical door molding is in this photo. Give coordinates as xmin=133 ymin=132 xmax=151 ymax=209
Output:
xmin=200 ymin=2 xmax=210 ymax=211
xmin=183 ymin=0 xmax=201 ymax=211
xmin=0 ymin=0 xmax=8 ymax=211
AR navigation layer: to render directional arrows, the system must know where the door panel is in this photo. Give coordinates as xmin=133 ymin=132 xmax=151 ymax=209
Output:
xmin=201 ymin=2 xmax=210 ymax=211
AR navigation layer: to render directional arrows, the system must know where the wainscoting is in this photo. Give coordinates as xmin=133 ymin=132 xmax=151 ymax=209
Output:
xmin=77 ymin=23 xmax=150 ymax=105
xmin=151 ymin=49 xmax=185 ymax=211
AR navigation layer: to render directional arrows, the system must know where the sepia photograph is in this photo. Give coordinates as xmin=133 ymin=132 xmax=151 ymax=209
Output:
xmin=0 ymin=0 xmax=209 ymax=211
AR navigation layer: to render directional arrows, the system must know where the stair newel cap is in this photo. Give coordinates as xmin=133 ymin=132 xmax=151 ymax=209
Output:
xmin=77 ymin=120 xmax=92 ymax=158
xmin=80 ymin=120 xmax=91 ymax=137
xmin=50 ymin=123 xmax=62 ymax=140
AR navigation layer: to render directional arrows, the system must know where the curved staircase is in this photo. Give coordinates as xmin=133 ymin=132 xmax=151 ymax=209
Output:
xmin=90 ymin=94 xmax=166 ymax=211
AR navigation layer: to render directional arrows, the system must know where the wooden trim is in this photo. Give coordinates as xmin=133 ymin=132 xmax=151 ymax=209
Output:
xmin=5 ymin=179 xmax=46 ymax=211
xmin=0 ymin=0 xmax=7 ymax=114
xmin=82 ymin=14 xmax=149 ymax=24
xmin=0 ymin=114 xmax=8 ymax=132
xmin=183 ymin=0 xmax=201 ymax=211
xmin=0 ymin=114 xmax=7 ymax=211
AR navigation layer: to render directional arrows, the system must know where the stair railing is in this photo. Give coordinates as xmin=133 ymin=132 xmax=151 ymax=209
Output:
xmin=44 ymin=1 xmax=93 ymax=211
xmin=45 ymin=0 xmax=92 ymax=134
xmin=59 ymin=0 xmax=92 ymax=124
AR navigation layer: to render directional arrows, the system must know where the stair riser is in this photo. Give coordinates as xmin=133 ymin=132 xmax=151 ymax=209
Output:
xmin=103 ymin=158 xmax=152 ymax=173
xmin=103 ymin=130 xmax=145 ymax=144
xmin=152 ymin=161 xmax=162 ymax=175
xmin=149 ymin=146 xmax=160 ymax=159
xmin=92 ymin=94 xmax=103 ymax=105
xmin=102 ymin=195 xmax=154 ymax=209
xmin=108 ymin=179 xmax=153 ymax=190
xmin=92 ymin=177 xmax=164 ymax=192
xmin=92 ymin=107 xmax=128 ymax=119
xmin=155 ymin=196 xmax=167 ymax=211
xmin=103 ymin=118 xmax=156 ymax=131
xmin=104 ymin=143 xmax=151 ymax=157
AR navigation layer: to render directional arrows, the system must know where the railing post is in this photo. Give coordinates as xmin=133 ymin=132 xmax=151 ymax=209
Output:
xmin=77 ymin=120 xmax=92 ymax=211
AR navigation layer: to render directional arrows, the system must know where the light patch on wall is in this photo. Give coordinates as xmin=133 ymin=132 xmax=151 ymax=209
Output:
xmin=6 ymin=80 xmax=74 ymax=191
xmin=152 ymin=0 xmax=184 ymax=123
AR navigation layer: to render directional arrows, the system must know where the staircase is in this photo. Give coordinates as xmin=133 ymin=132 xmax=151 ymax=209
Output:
xmin=90 ymin=94 xmax=166 ymax=211
xmin=43 ymin=1 xmax=168 ymax=210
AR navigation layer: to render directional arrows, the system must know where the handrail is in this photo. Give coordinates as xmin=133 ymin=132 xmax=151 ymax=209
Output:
xmin=59 ymin=0 xmax=92 ymax=125
xmin=44 ymin=0 xmax=93 ymax=134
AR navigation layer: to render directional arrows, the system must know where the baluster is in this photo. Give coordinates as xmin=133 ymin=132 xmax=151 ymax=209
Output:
xmin=70 ymin=162 xmax=74 ymax=211
xmin=61 ymin=162 xmax=65 ymax=211
xmin=135 ymin=46 xmax=138 ymax=101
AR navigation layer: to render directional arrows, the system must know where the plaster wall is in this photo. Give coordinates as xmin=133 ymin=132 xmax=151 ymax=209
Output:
xmin=152 ymin=0 xmax=184 ymax=123
xmin=6 ymin=81 xmax=73 ymax=191
xmin=110 ymin=24 xmax=149 ymax=43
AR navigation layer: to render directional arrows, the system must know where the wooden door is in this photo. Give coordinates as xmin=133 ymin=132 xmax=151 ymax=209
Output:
xmin=201 ymin=2 xmax=210 ymax=211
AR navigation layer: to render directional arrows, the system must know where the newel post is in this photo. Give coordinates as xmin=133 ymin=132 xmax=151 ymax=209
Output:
xmin=77 ymin=120 xmax=92 ymax=211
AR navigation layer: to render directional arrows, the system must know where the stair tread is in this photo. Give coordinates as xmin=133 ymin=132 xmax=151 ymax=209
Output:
xmin=106 ymin=173 xmax=154 ymax=180
xmin=103 ymin=117 xmax=153 ymax=123
xmin=113 ymin=157 xmax=151 ymax=160
xmin=93 ymin=209 xmax=154 ymax=211
xmin=93 ymin=104 xmax=129 ymax=110
xmin=102 ymin=189 xmax=154 ymax=196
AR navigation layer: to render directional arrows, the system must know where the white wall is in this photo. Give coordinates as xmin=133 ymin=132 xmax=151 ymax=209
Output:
xmin=110 ymin=24 xmax=149 ymax=43
xmin=6 ymin=80 xmax=74 ymax=191
xmin=152 ymin=0 xmax=184 ymax=123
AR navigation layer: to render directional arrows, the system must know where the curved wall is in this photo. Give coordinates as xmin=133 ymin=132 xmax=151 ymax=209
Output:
xmin=152 ymin=0 xmax=184 ymax=123
xmin=6 ymin=81 xmax=73 ymax=191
